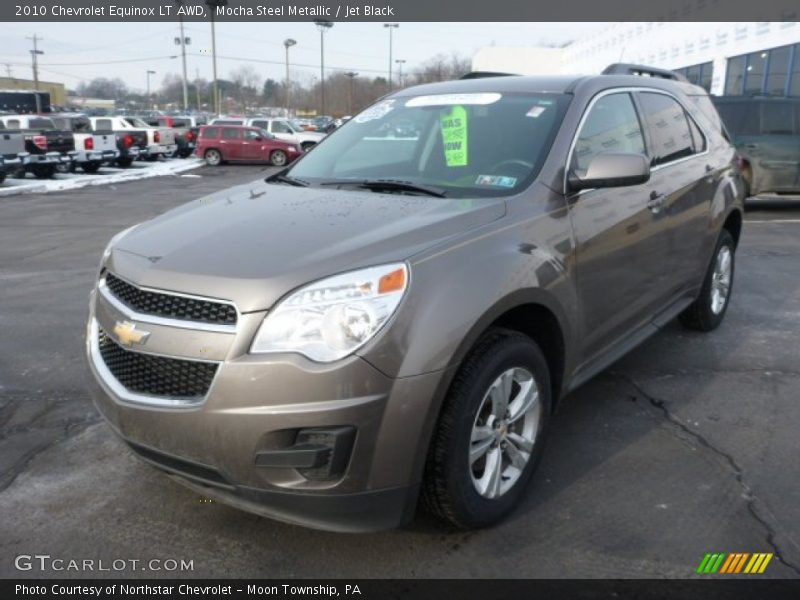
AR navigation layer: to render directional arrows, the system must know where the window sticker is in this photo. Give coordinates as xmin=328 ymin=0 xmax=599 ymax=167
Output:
xmin=407 ymin=93 xmax=501 ymax=107
xmin=354 ymin=99 xmax=395 ymax=123
xmin=526 ymin=106 xmax=546 ymax=118
xmin=475 ymin=174 xmax=517 ymax=188
xmin=440 ymin=105 xmax=468 ymax=167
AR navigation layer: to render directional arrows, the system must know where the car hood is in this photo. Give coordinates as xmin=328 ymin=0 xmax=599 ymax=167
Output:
xmin=109 ymin=179 xmax=506 ymax=312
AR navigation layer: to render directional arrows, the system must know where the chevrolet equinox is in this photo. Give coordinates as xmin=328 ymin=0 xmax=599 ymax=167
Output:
xmin=86 ymin=64 xmax=745 ymax=531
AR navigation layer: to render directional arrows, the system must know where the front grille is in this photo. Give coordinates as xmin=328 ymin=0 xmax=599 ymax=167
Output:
xmin=104 ymin=272 xmax=237 ymax=326
xmin=98 ymin=328 xmax=218 ymax=399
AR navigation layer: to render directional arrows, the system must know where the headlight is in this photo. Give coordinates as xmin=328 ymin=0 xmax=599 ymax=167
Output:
xmin=101 ymin=224 xmax=138 ymax=265
xmin=250 ymin=263 xmax=408 ymax=362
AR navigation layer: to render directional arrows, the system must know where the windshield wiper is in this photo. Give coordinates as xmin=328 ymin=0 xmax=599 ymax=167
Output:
xmin=319 ymin=179 xmax=447 ymax=198
xmin=265 ymin=172 xmax=309 ymax=187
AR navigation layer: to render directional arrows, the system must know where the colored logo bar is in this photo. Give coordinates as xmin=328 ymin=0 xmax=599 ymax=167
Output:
xmin=696 ymin=553 xmax=773 ymax=574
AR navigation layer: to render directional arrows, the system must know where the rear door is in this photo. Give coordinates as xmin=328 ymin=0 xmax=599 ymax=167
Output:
xmin=634 ymin=91 xmax=714 ymax=294
xmin=220 ymin=127 xmax=243 ymax=160
xmin=568 ymin=91 xmax=672 ymax=364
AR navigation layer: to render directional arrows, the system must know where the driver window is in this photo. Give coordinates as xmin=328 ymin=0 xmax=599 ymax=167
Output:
xmin=573 ymin=93 xmax=645 ymax=175
xmin=245 ymin=130 xmax=261 ymax=140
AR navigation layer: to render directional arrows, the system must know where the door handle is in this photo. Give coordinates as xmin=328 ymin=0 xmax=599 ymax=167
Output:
xmin=647 ymin=191 xmax=665 ymax=213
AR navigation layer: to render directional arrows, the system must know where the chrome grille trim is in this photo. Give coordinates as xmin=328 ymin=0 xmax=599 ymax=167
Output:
xmin=98 ymin=273 xmax=237 ymax=334
xmin=88 ymin=319 xmax=219 ymax=408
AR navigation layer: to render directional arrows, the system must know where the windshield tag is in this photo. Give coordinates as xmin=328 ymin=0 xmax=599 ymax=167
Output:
xmin=526 ymin=106 xmax=546 ymax=118
xmin=476 ymin=175 xmax=517 ymax=188
xmin=406 ymin=93 xmax=502 ymax=107
xmin=440 ymin=106 xmax=469 ymax=167
xmin=354 ymin=100 xmax=396 ymax=123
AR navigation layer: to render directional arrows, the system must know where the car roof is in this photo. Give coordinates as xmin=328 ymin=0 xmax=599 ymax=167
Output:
xmin=392 ymin=74 xmax=707 ymax=99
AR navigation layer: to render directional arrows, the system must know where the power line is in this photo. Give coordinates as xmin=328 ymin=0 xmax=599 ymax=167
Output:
xmin=187 ymin=51 xmax=388 ymax=76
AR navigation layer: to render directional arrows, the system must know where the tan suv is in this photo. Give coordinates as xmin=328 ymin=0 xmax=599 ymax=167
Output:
xmin=86 ymin=64 xmax=745 ymax=532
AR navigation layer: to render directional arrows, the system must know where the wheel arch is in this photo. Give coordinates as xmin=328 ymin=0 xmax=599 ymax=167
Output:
xmin=723 ymin=208 xmax=743 ymax=249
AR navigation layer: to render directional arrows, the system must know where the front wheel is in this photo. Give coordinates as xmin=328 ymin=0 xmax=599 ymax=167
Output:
xmin=680 ymin=229 xmax=735 ymax=332
xmin=423 ymin=328 xmax=551 ymax=529
xmin=116 ymin=157 xmax=134 ymax=168
xmin=270 ymin=150 xmax=288 ymax=166
xmin=204 ymin=149 xmax=222 ymax=166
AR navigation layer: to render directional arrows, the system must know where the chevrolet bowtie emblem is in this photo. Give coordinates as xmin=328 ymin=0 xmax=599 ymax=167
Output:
xmin=112 ymin=321 xmax=151 ymax=347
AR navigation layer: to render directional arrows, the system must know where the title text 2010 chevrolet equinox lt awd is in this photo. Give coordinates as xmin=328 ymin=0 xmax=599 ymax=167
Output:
xmin=86 ymin=64 xmax=745 ymax=532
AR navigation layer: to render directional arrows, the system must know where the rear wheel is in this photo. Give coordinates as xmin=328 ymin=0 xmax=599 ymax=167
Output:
xmin=204 ymin=149 xmax=222 ymax=166
xmin=81 ymin=162 xmax=102 ymax=174
xmin=0 ymin=171 xmax=6 ymax=184
xmin=680 ymin=229 xmax=735 ymax=332
xmin=116 ymin=157 xmax=134 ymax=168
xmin=270 ymin=150 xmax=288 ymax=167
xmin=423 ymin=328 xmax=551 ymax=529
xmin=55 ymin=162 xmax=72 ymax=174
xmin=32 ymin=165 xmax=56 ymax=179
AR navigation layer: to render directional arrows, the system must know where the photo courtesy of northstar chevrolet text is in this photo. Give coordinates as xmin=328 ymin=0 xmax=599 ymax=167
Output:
xmin=1 ymin=0 xmax=800 ymax=596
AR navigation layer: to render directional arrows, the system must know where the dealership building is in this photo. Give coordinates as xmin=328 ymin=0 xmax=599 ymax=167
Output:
xmin=473 ymin=22 xmax=800 ymax=96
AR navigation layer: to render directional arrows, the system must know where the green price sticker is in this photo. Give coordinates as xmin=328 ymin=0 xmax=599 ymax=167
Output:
xmin=440 ymin=105 xmax=468 ymax=167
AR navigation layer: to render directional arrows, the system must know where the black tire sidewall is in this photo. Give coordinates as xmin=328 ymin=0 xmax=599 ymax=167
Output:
xmin=698 ymin=230 xmax=736 ymax=329
xmin=435 ymin=333 xmax=551 ymax=528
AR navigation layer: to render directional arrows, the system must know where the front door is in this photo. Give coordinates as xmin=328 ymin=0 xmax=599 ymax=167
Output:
xmin=568 ymin=91 xmax=672 ymax=364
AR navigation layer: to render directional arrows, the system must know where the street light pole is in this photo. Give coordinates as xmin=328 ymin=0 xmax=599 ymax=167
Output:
xmin=314 ymin=20 xmax=333 ymax=117
xmin=146 ymin=70 xmax=156 ymax=110
xmin=345 ymin=71 xmax=358 ymax=115
xmin=283 ymin=38 xmax=296 ymax=117
xmin=205 ymin=0 xmax=227 ymax=116
xmin=26 ymin=34 xmax=43 ymax=90
xmin=383 ymin=24 xmax=398 ymax=92
xmin=395 ymin=59 xmax=406 ymax=89
xmin=179 ymin=17 xmax=189 ymax=112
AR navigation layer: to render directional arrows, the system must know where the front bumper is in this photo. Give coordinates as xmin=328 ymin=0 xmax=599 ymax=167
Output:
xmin=85 ymin=284 xmax=443 ymax=532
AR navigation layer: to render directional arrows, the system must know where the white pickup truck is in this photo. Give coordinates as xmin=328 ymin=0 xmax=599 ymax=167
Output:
xmin=120 ymin=116 xmax=178 ymax=159
xmin=50 ymin=113 xmax=119 ymax=173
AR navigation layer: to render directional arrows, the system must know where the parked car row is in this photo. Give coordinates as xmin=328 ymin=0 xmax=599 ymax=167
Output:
xmin=0 ymin=112 xmax=203 ymax=181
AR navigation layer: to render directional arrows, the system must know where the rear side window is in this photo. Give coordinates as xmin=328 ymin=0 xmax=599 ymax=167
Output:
xmin=637 ymin=92 xmax=696 ymax=166
xmin=222 ymin=128 xmax=242 ymax=140
xmin=250 ymin=120 xmax=269 ymax=129
xmin=271 ymin=120 xmax=293 ymax=134
xmin=201 ymin=127 xmax=220 ymax=139
xmin=7 ymin=119 xmax=21 ymax=129
xmin=29 ymin=118 xmax=55 ymax=129
xmin=573 ymin=93 xmax=645 ymax=173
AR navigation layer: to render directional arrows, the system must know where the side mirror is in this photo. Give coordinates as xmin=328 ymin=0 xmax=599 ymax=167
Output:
xmin=568 ymin=152 xmax=650 ymax=192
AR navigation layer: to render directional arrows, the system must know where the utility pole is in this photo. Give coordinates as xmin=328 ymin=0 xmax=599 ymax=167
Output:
xmin=345 ymin=71 xmax=358 ymax=115
xmin=283 ymin=38 xmax=296 ymax=117
xmin=146 ymin=70 xmax=156 ymax=110
xmin=177 ymin=17 xmax=190 ymax=112
xmin=3 ymin=64 xmax=12 ymax=78
xmin=195 ymin=68 xmax=201 ymax=111
xmin=27 ymin=34 xmax=43 ymax=90
xmin=205 ymin=0 xmax=227 ymax=116
xmin=314 ymin=20 xmax=333 ymax=117
xmin=383 ymin=24 xmax=398 ymax=92
xmin=395 ymin=59 xmax=406 ymax=89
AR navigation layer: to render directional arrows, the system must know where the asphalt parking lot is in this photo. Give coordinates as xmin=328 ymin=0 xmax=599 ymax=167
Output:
xmin=1 ymin=166 xmax=799 ymax=579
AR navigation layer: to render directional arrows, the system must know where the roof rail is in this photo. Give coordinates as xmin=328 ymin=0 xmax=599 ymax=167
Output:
xmin=602 ymin=63 xmax=688 ymax=83
xmin=459 ymin=71 xmax=519 ymax=80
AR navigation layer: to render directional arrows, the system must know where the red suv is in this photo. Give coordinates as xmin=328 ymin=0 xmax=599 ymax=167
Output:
xmin=197 ymin=125 xmax=302 ymax=167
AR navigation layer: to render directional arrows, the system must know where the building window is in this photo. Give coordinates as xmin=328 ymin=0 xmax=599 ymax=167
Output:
xmin=676 ymin=61 xmax=713 ymax=92
xmin=726 ymin=44 xmax=800 ymax=97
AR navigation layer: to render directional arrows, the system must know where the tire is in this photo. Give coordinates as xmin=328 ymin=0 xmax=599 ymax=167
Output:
xmin=81 ymin=162 xmax=102 ymax=174
xmin=270 ymin=150 xmax=288 ymax=167
xmin=423 ymin=328 xmax=552 ymax=529
xmin=301 ymin=141 xmax=316 ymax=151
xmin=32 ymin=165 xmax=56 ymax=179
xmin=679 ymin=229 xmax=735 ymax=332
xmin=0 ymin=171 xmax=6 ymax=184
xmin=54 ymin=162 xmax=71 ymax=174
xmin=204 ymin=149 xmax=222 ymax=166
xmin=116 ymin=157 xmax=134 ymax=168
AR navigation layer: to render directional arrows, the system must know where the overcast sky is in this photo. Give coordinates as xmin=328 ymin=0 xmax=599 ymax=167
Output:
xmin=0 ymin=22 xmax=610 ymax=90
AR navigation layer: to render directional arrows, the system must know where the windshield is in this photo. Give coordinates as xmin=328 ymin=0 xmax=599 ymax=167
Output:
xmin=286 ymin=92 xmax=569 ymax=198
